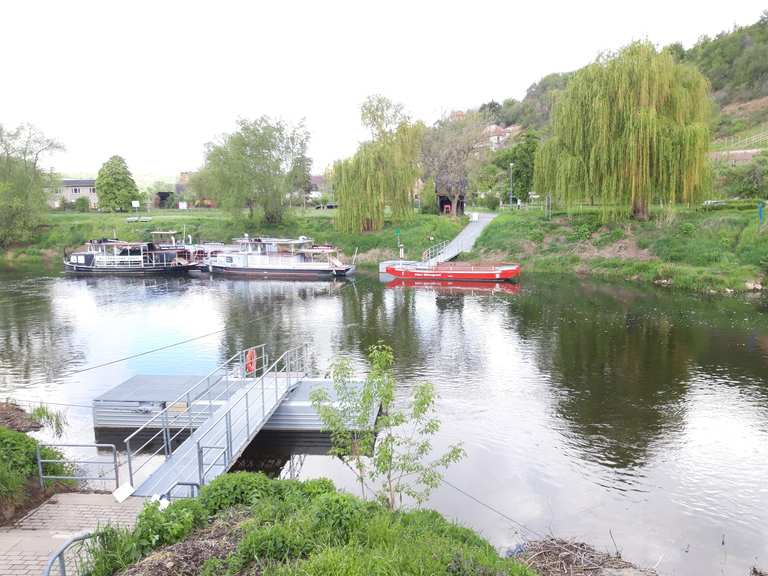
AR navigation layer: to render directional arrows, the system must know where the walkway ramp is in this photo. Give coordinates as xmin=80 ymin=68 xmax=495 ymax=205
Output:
xmin=121 ymin=344 xmax=308 ymax=499
xmin=422 ymin=212 xmax=497 ymax=265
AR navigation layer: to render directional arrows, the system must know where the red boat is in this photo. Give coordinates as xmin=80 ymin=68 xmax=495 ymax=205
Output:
xmin=386 ymin=278 xmax=520 ymax=295
xmin=384 ymin=262 xmax=521 ymax=283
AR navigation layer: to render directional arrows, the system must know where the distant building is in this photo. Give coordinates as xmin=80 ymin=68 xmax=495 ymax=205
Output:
xmin=49 ymin=179 xmax=98 ymax=208
xmin=481 ymin=124 xmax=523 ymax=151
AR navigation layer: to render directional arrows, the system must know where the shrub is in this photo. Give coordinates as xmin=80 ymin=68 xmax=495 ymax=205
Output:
xmin=134 ymin=499 xmax=207 ymax=551
xmin=310 ymin=491 xmax=366 ymax=543
xmin=199 ymin=471 xmax=272 ymax=513
xmin=74 ymin=197 xmax=90 ymax=212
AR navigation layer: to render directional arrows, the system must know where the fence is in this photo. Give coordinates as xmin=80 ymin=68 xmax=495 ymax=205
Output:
xmin=36 ymin=443 xmax=120 ymax=490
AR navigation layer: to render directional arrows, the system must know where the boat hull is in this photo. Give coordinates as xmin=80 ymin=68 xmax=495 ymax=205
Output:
xmin=63 ymin=262 xmax=197 ymax=276
xmin=384 ymin=264 xmax=520 ymax=282
xmin=386 ymin=278 xmax=520 ymax=295
xmin=207 ymin=265 xmax=355 ymax=278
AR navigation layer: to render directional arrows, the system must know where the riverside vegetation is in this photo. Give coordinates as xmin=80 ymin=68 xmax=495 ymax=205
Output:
xmin=470 ymin=204 xmax=767 ymax=292
xmin=0 ymin=209 xmax=464 ymax=267
xmin=83 ymin=472 xmax=533 ymax=576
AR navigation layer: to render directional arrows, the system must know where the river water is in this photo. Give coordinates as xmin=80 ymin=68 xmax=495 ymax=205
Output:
xmin=1 ymin=266 xmax=767 ymax=575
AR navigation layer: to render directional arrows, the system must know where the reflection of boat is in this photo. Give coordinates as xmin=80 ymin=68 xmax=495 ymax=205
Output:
xmin=206 ymin=235 xmax=355 ymax=278
xmin=64 ymin=239 xmax=196 ymax=275
xmin=386 ymin=278 xmax=520 ymax=295
xmin=384 ymin=262 xmax=520 ymax=282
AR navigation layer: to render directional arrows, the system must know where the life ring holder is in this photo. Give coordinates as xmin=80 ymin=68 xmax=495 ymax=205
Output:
xmin=245 ymin=348 xmax=257 ymax=375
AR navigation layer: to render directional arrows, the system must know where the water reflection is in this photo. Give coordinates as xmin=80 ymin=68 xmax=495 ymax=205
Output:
xmin=0 ymin=269 xmax=767 ymax=575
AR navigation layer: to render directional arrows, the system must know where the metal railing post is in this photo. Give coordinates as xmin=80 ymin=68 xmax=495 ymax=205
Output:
xmin=225 ymin=412 xmax=232 ymax=464
xmin=36 ymin=444 xmax=44 ymax=489
xmin=245 ymin=391 xmax=250 ymax=437
xmin=126 ymin=440 xmax=134 ymax=486
xmin=187 ymin=392 xmax=192 ymax=432
xmin=197 ymin=441 xmax=204 ymax=485
xmin=112 ymin=446 xmax=120 ymax=489
xmin=261 ymin=375 xmax=265 ymax=417
xmin=161 ymin=408 xmax=171 ymax=458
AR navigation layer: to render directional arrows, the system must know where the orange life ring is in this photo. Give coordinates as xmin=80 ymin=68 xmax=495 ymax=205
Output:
xmin=245 ymin=349 xmax=257 ymax=374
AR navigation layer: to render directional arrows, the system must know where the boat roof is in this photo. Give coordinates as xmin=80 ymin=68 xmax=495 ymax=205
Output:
xmin=233 ymin=236 xmax=313 ymax=245
xmin=151 ymin=230 xmax=179 ymax=235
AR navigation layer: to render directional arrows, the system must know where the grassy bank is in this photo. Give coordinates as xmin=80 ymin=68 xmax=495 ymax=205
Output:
xmin=1 ymin=209 xmax=464 ymax=268
xmin=0 ymin=425 xmax=72 ymax=522
xmin=85 ymin=472 xmax=532 ymax=576
xmin=471 ymin=206 xmax=767 ymax=293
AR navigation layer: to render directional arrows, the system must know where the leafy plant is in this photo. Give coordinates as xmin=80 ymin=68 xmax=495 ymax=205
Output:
xmin=311 ymin=343 xmax=465 ymax=510
xmin=29 ymin=405 xmax=67 ymax=437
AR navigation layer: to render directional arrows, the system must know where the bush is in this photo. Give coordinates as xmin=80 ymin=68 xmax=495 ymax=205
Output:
xmin=199 ymin=471 xmax=273 ymax=513
xmin=134 ymin=499 xmax=207 ymax=551
xmin=74 ymin=197 xmax=91 ymax=212
xmin=481 ymin=192 xmax=499 ymax=211
xmin=310 ymin=491 xmax=366 ymax=543
xmin=0 ymin=426 xmax=71 ymax=508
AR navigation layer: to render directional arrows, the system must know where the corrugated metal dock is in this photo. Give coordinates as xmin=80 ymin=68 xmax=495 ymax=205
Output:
xmin=114 ymin=345 xmax=379 ymax=499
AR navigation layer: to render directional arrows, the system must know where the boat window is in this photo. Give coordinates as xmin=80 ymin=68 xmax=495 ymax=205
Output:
xmin=77 ymin=255 xmax=85 ymax=264
xmin=226 ymin=257 xmax=233 ymax=264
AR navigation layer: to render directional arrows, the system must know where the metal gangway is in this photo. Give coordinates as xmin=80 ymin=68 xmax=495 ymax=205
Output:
xmin=421 ymin=212 xmax=498 ymax=266
xmin=121 ymin=343 xmax=308 ymax=498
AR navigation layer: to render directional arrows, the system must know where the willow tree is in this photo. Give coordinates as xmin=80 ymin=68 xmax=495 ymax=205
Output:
xmin=534 ymin=42 xmax=711 ymax=220
xmin=333 ymin=97 xmax=422 ymax=233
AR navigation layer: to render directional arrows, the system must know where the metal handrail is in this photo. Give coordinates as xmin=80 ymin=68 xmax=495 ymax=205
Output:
xmin=162 ymin=481 xmax=200 ymax=500
xmin=421 ymin=239 xmax=449 ymax=262
xmin=43 ymin=532 xmax=95 ymax=576
xmin=36 ymin=443 xmax=119 ymax=490
xmin=194 ymin=344 xmax=308 ymax=486
xmin=124 ymin=344 xmax=267 ymax=486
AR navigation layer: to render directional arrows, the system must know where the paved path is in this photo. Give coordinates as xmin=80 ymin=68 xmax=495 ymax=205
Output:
xmin=0 ymin=493 xmax=145 ymax=576
xmin=425 ymin=212 xmax=498 ymax=265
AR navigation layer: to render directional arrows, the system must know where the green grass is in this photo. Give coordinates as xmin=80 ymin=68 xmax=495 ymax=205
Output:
xmin=473 ymin=207 xmax=767 ymax=292
xmin=3 ymin=209 xmax=465 ymax=265
xmin=85 ymin=472 xmax=533 ymax=576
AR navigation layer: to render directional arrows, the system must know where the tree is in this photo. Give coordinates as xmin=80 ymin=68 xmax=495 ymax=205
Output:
xmin=95 ymin=155 xmax=140 ymax=211
xmin=534 ymin=42 xmax=711 ymax=221
xmin=421 ymin=111 xmax=486 ymax=216
xmin=491 ymin=131 xmax=539 ymax=201
xmin=202 ymin=117 xmax=309 ymax=224
xmin=333 ymin=97 xmax=422 ymax=233
xmin=360 ymin=94 xmax=408 ymax=139
xmin=310 ymin=343 xmax=464 ymax=510
xmin=0 ymin=124 xmax=62 ymax=247
xmin=478 ymin=100 xmax=502 ymax=124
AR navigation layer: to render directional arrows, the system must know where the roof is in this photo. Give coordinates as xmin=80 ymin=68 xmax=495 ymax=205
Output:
xmin=94 ymin=374 xmax=205 ymax=403
xmin=61 ymin=179 xmax=96 ymax=187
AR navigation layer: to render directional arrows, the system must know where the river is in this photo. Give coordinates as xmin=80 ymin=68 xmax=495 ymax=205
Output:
xmin=1 ymin=266 xmax=767 ymax=575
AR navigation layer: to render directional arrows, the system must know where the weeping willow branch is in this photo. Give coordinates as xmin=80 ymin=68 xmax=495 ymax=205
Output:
xmin=534 ymin=41 xmax=712 ymax=220
xmin=333 ymin=121 xmax=423 ymax=233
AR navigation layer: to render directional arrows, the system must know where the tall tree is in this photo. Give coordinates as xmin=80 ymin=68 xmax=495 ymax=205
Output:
xmin=333 ymin=97 xmax=422 ymax=233
xmin=534 ymin=42 xmax=711 ymax=220
xmin=490 ymin=131 xmax=539 ymax=201
xmin=421 ymin=111 xmax=486 ymax=216
xmin=95 ymin=155 xmax=140 ymax=211
xmin=0 ymin=124 xmax=62 ymax=247
xmin=202 ymin=117 xmax=309 ymax=224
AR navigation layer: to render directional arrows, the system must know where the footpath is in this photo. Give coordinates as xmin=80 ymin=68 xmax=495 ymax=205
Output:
xmin=0 ymin=493 xmax=144 ymax=576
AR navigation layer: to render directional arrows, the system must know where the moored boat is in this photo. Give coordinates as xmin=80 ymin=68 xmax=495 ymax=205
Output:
xmin=205 ymin=235 xmax=355 ymax=278
xmin=384 ymin=261 xmax=520 ymax=283
xmin=64 ymin=239 xmax=196 ymax=275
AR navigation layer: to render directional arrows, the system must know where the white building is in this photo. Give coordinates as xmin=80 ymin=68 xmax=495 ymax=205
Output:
xmin=49 ymin=179 xmax=98 ymax=208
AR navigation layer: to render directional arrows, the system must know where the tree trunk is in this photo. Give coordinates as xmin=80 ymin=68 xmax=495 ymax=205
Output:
xmin=632 ymin=197 xmax=649 ymax=221
xmin=450 ymin=195 xmax=459 ymax=218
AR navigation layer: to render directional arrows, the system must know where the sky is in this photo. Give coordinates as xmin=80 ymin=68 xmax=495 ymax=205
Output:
xmin=2 ymin=1 xmax=765 ymax=185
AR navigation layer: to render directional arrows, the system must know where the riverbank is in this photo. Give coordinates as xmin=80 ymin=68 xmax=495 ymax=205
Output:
xmin=84 ymin=472 xmax=535 ymax=576
xmin=470 ymin=206 xmax=767 ymax=293
xmin=0 ymin=209 xmax=465 ymax=269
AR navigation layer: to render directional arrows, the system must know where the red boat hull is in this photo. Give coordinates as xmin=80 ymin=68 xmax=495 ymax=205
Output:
xmin=384 ymin=263 xmax=520 ymax=283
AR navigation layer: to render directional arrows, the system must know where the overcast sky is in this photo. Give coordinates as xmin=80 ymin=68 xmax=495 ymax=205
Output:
xmin=2 ymin=1 xmax=765 ymax=184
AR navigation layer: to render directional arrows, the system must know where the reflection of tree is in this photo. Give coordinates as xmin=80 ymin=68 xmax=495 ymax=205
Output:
xmin=219 ymin=279 xmax=344 ymax=367
xmin=0 ymin=277 xmax=83 ymax=389
xmin=337 ymin=276 xmax=428 ymax=374
xmin=509 ymin=278 xmax=768 ymax=471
